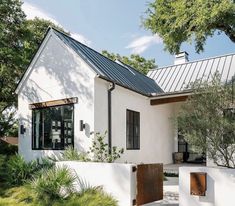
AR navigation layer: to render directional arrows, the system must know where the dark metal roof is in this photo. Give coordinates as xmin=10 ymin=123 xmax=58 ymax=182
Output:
xmin=52 ymin=28 xmax=163 ymax=96
xmin=148 ymin=53 xmax=235 ymax=93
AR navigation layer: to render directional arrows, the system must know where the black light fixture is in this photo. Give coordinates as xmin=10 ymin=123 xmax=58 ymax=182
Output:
xmin=80 ymin=120 xmax=85 ymax=131
xmin=20 ymin=125 xmax=26 ymax=134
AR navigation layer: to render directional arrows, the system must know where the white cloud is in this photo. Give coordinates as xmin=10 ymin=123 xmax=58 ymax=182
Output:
xmin=22 ymin=2 xmax=60 ymax=25
xmin=126 ymin=34 xmax=163 ymax=54
xmin=71 ymin=33 xmax=91 ymax=46
xmin=22 ymin=2 xmax=91 ymax=46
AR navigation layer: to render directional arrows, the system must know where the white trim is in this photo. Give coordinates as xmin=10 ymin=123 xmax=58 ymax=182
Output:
xmin=150 ymin=91 xmax=192 ymax=100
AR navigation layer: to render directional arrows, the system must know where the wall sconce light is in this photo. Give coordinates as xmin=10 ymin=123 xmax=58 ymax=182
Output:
xmin=20 ymin=125 xmax=26 ymax=135
xmin=80 ymin=120 xmax=85 ymax=131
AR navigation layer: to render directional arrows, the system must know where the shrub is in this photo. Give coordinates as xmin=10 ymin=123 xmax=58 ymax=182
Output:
xmin=89 ymin=132 xmax=124 ymax=163
xmin=5 ymin=155 xmax=38 ymax=185
xmin=50 ymin=146 xmax=89 ymax=162
xmin=30 ymin=166 xmax=76 ymax=202
xmin=0 ymin=141 xmax=17 ymax=155
xmin=4 ymin=154 xmax=54 ymax=186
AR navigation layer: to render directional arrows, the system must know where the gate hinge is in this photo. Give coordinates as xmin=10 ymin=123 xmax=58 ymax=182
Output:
xmin=132 ymin=166 xmax=137 ymax=172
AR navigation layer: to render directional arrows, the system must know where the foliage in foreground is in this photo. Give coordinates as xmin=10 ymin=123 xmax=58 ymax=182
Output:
xmin=30 ymin=165 xmax=117 ymax=205
xmin=0 ymin=155 xmax=117 ymax=206
xmin=30 ymin=166 xmax=76 ymax=202
xmin=0 ymin=184 xmax=117 ymax=206
xmin=143 ymin=0 xmax=235 ymax=54
xmin=177 ymin=74 xmax=235 ymax=168
xmin=4 ymin=154 xmax=54 ymax=186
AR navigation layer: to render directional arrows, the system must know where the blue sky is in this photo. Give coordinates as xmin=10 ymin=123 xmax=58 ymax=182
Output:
xmin=22 ymin=0 xmax=235 ymax=67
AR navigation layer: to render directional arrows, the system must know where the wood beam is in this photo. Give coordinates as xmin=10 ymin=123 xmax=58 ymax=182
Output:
xmin=150 ymin=95 xmax=188 ymax=105
xmin=29 ymin=97 xmax=78 ymax=109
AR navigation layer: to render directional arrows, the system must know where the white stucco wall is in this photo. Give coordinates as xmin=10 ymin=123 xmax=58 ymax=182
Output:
xmin=179 ymin=166 xmax=235 ymax=206
xmin=94 ymin=78 xmax=178 ymax=164
xmin=17 ymin=30 xmax=180 ymax=164
xmin=56 ymin=161 xmax=136 ymax=206
xmin=18 ymin=32 xmax=96 ymax=161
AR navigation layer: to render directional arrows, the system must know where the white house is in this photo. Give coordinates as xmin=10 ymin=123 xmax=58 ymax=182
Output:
xmin=15 ymin=28 xmax=235 ymax=164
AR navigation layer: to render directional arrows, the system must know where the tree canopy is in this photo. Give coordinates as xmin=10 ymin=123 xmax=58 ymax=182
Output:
xmin=177 ymin=74 xmax=235 ymax=168
xmin=102 ymin=50 xmax=157 ymax=75
xmin=143 ymin=0 xmax=235 ymax=54
xmin=0 ymin=0 xmax=65 ymax=136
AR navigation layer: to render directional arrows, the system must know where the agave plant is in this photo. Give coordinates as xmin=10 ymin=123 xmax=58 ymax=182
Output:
xmin=30 ymin=166 xmax=76 ymax=202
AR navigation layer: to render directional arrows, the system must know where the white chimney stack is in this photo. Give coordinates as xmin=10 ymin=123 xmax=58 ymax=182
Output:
xmin=174 ymin=51 xmax=189 ymax=65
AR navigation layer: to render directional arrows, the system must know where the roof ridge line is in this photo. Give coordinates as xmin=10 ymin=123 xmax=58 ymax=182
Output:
xmin=150 ymin=52 xmax=235 ymax=71
xmin=51 ymin=27 xmax=158 ymax=81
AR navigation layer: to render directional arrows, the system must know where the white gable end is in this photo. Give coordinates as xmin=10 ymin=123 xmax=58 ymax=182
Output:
xmin=18 ymin=31 xmax=96 ymax=161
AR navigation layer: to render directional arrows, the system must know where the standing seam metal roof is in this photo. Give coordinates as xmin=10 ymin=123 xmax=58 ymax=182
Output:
xmin=52 ymin=29 xmax=163 ymax=96
xmin=147 ymin=53 xmax=235 ymax=93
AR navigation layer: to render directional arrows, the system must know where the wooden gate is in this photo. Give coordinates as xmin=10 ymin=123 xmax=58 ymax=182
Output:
xmin=136 ymin=163 xmax=163 ymax=205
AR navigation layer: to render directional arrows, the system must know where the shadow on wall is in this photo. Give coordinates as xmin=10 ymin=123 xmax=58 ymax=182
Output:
xmin=20 ymin=37 xmax=93 ymax=107
xmin=17 ymin=37 xmax=94 ymax=157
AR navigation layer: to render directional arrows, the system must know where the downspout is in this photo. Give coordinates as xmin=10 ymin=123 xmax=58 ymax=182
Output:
xmin=108 ymin=82 xmax=115 ymax=154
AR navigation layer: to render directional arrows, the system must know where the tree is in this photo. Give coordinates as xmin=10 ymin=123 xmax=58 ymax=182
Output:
xmin=143 ymin=0 xmax=235 ymax=54
xmin=0 ymin=0 xmax=66 ymax=136
xmin=102 ymin=50 xmax=157 ymax=75
xmin=177 ymin=74 xmax=235 ymax=168
xmin=22 ymin=18 xmax=67 ymax=68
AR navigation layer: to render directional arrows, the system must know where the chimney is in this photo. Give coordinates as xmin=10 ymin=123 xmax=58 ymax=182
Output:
xmin=174 ymin=51 xmax=189 ymax=65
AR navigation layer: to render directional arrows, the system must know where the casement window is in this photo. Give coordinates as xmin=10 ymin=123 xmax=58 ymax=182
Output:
xmin=126 ymin=109 xmax=140 ymax=150
xmin=32 ymin=105 xmax=74 ymax=150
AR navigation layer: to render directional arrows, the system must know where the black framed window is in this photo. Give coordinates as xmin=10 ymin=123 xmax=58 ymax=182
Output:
xmin=32 ymin=104 xmax=74 ymax=150
xmin=126 ymin=109 xmax=140 ymax=149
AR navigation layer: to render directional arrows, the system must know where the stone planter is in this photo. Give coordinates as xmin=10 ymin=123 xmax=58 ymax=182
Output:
xmin=173 ymin=152 xmax=183 ymax=164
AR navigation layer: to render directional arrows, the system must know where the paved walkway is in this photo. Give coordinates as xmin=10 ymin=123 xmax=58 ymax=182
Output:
xmin=164 ymin=163 xmax=205 ymax=174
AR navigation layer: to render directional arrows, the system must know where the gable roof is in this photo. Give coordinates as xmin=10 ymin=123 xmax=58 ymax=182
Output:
xmin=148 ymin=53 xmax=235 ymax=93
xmin=52 ymin=28 xmax=163 ymax=96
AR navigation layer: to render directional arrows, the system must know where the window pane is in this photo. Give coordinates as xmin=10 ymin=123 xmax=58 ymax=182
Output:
xmin=63 ymin=105 xmax=73 ymax=146
xmin=32 ymin=104 xmax=74 ymax=150
xmin=126 ymin=110 xmax=140 ymax=150
xmin=33 ymin=110 xmax=42 ymax=149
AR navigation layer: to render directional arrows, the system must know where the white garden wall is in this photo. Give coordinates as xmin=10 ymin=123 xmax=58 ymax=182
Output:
xmin=94 ymin=78 xmax=178 ymax=164
xmin=17 ymin=31 xmax=96 ymax=161
xmin=56 ymin=161 xmax=136 ymax=206
xmin=179 ymin=166 xmax=235 ymax=206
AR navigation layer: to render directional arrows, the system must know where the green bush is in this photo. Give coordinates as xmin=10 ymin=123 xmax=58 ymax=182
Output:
xmin=50 ymin=146 xmax=89 ymax=162
xmin=5 ymin=155 xmax=54 ymax=186
xmin=0 ymin=141 xmax=17 ymax=155
xmin=89 ymin=132 xmax=124 ymax=163
xmin=30 ymin=166 xmax=76 ymax=203
xmin=0 ymin=154 xmax=7 ymax=182
xmin=5 ymin=155 xmax=38 ymax=185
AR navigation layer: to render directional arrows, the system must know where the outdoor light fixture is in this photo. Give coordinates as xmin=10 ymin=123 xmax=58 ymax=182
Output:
xmin=20 ymin=125 xmax=26 ymax=134
xmin=80 ymin=120 xmax=85 ymax=131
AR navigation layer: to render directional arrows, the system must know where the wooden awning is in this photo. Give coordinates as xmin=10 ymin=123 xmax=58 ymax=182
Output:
xmin=29 ymin=97 xmax=78 ymax=109
xmin=150 ymin=94 xmax=189 ymax=105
